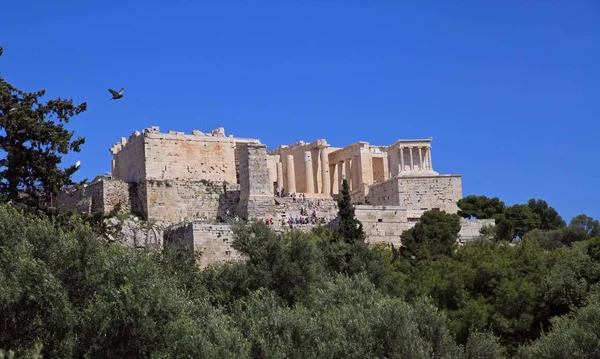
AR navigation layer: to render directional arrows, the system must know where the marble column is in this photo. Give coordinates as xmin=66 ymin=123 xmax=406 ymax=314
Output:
xmin=418 ymin=147 xmax=423 ymax=171
xmin=427 ymin=147 xmax=433 ymax=170
xmin=320 ymin=149 xmax=331 ymax=194
xmin=352 ymin=156 xmax=360 ymax=190
xmin=286 ymin=154 xmax=296 ymax=194
xmin=345 ymin=159 xmax=352 ymax=190
xmin=383 ymin=153 xmax=389 ymax=180
xmin=409 ymin=147 xmax=414 ymax=171
xmin=337 ymin=162 xmax=344 ymax=192
xmin=276 ymin=162 xmax=284 ymax=189
xmin=304 ymin=151 xmax=314 ymax=194
xmin=331 ymin=164 xmax=339 ymax=194
xmin=399 ymin=147 xmax=405 ymax=174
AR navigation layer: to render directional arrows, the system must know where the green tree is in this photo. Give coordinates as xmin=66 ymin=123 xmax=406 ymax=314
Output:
xmin=401 ymin=210 xmax=461 ymax=261
xmin=496 ymin=205 xmax=541 ymax=240
xmin=527 ymin=199 xmax=566 ymax=230
xmin=0 ymin=49 xmax=86 ymax=210
xmin=334 ymin=178 xmax=365 ymax=244
xmin=570 ymin=214 xmax=600 ymax=238
xmin=457 ymin=195 xmax=506 ymax=219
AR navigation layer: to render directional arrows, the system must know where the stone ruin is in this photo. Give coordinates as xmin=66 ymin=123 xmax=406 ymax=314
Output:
xmin=56 ymin=126 xmax=494 ymax=268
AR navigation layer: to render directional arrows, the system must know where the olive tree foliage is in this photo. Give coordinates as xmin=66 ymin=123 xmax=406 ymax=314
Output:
xmin=0 ymin=49 xmax=86 ymax=210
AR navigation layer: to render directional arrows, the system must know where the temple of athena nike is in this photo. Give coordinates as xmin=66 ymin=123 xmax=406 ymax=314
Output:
xmin=56 ymin=126 xmax=493 ymax=267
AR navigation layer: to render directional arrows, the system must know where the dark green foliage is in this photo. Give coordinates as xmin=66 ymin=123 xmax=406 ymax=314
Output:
xmin=401 ymin=210 xmax=461 ymax=261
xmin=496 ymin=204 xmax=541 ymax=240
xmin=527 ymin=198 xmax=566 ymax=231
xmin=5 ymin=188 xmax=600 ymax=358
xmin=457 ymin=195 xmax=506 ymax=219
xmin=570 ymin=214 xmax=600 ymax=238
xmin=0 ymin=69 xmax=86 ymax=210
xmin=521 ymin=290 xmax=600 ymax=358
xmin=334 ymin=178 xmax=365 ymax=244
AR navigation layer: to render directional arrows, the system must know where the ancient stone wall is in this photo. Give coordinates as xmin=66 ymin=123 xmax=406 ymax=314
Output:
xmin=142 ymin=128 xmax=239 ymax=183
xmin=367 ymin=178 xmax=401 ymax=206
xmin=110 ymin=132 xmax=146 ymax=183
xmin=458 ymin=218 xmax=496 ymax=243
xmin=56 ymin=177 xmax=134 ymax=215
xmin=164 ymin=222 xmax=243 ymax=269
xmin=356 ymin=206 xmax=496 ymax=248
xmin=396 ymin=175 xmax=462 ymax=213
xmin=354 ymin=205 xmax=426 ymax=247
xmin=102 ymin=178 xmax=135 ymax=213
xmin=56 ymin=183 xmax=99 ymax=214
xmin=236 ymin=143 xmax=275 ymax=220
xmin=144 ymin=179 xmax=241 ymax=222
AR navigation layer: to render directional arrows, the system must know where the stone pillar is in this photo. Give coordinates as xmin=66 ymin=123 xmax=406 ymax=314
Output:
xmin=352 ymin=156 xmax=360 ymax=190
xmin=345 ymin=159 xmax=352 ymax=191
xmin=427 ymin=147 xmax=433 ymax=171
xmin=304 ymin=151 xmax=314 ymax=194
xmin=383 ymin=153 xmax=389 ymax=180
xmin=320 ymin=149 xmax=331 ymax=194
xmin=331 ymin=164 xmax=339 ymax=194
xmin=399 ymin=147 xmax=405 ymax=173
xmin=276 ymin=162 xmax=284 ymax=189
xmin=418 ymin=147 xmax=423 ymax=171
xmin=409 ymin=147 xmax=414 ymax=171
xmin=286 ymin=155 xmax=296 ymax=194
xmin=337 ymin=162 xmax=344 ymax=192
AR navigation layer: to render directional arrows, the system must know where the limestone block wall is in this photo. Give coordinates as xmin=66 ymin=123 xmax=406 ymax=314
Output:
xmin=110 ymin=132 xmax=146 ymax=183
xmin=458 ymin=218 xmax=496 ymax=243
xmin=236 ymin=143 xmax=274 ymax=219
xmin=144 ymin=179 xmax=240 ymax=222
xmin=57 ymin=177 xmax=134 ymax=216
xmin=355 ymin=205 xmax=412 ymax=247
xmin=367 ymin=178 xmax=401 ymax=206
xmin=142 ymin=128 xmax=238 ymax=183
xmin=396 ymin=175 xmax=462 ymax=213
xmin=56 ymin=185 xmax=96 ymax=214
xmin=164 ymin=222 xmax=243 ymax=269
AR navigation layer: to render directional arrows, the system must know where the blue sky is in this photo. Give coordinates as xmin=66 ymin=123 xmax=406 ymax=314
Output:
xmin=1 ymin=0 xmax=599 ymax=222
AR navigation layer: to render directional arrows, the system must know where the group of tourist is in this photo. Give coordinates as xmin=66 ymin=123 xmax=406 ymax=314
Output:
xmin=264 ymin=214 xmax=330 ymax=227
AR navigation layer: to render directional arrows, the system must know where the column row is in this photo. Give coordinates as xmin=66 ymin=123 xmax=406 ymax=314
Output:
xmin=399 ymin=146 xmax=433 ymax=172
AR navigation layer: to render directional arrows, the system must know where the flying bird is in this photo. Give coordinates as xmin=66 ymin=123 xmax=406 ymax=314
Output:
xmin=108 ymin=88 xmax=124 ymax=100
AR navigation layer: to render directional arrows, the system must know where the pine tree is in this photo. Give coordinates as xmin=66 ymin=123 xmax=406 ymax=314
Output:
xmin=335 ymin=178 xmax=365 ymax=244
xmin=0 ymin=49 xmax=87 ymax=210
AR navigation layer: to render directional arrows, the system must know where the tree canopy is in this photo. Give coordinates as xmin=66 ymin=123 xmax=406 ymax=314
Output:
xmin=0 ymin=49 xmax=86 ymax=210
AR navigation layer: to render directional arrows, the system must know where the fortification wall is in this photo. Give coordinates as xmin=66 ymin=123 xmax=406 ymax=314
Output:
xmin=144 ymin=179 xmax=240 ymax=222
xmin=141 ymin=127 xmax=241 ymax=182
xmin=164 ymin=222 xmax=243 ymax=269
xmin=110 ymin=132 xmax=146 ymax=183
xmin=396 ymin=175 xmax=462 ymax=213
xmin=458 ymin=218 xmax=496 ymax=243
xmin=236 ymin=143 xmax=275 ymax=220
xmin=367 ymin=175 xmax=462 ymax=213
xmin=56 ymin=177 xmax=136 ymax=215
xmin=354 ymin=205 xmax=425 ymax=247
xmin=367 ymin=178 xmax=401 ymax=206
xmin=56 ymin=183 xmax=98 ymax=214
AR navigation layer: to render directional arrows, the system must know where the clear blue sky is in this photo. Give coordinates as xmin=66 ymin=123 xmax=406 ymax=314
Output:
xmin=1 ymin=0 xmax=599 ymax=222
